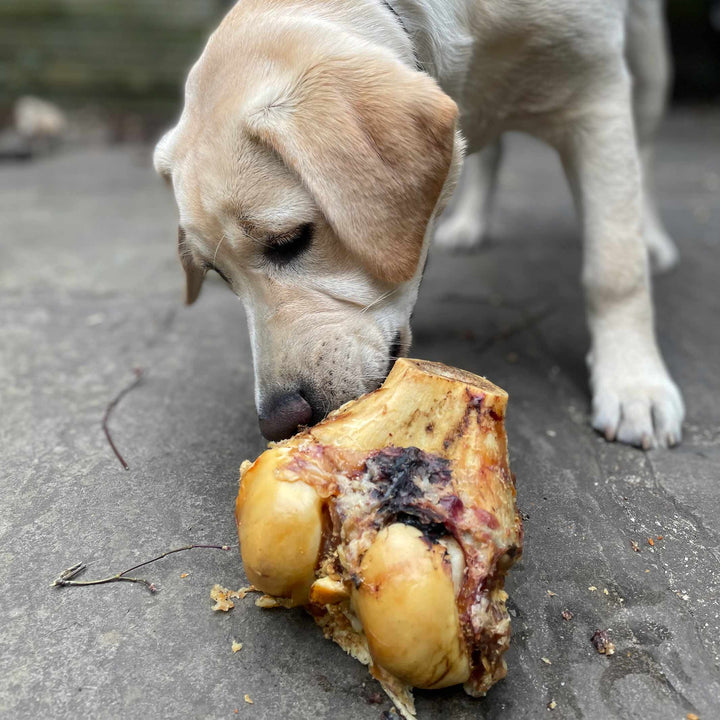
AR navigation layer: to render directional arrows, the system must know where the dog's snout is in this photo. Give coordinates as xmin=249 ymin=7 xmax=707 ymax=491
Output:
xmin=258 ymin=391 xmax=313 ymax=441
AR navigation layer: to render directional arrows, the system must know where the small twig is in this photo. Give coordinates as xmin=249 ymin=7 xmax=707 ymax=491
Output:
xmin=102 ymin=367 xmax=143 ymax=470
xmin=51 ymin=544 xmax=233 ymax=594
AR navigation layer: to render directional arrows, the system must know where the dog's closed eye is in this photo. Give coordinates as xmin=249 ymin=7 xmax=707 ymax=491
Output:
xmin=263 ymin=222 xmax=313 ymax=266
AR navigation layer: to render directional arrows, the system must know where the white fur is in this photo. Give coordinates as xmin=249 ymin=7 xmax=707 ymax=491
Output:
xmin=391 ymin=0 xmax=683 ymax=448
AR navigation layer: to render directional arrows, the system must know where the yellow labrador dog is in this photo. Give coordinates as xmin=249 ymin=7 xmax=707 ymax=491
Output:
xmin=155 ymin=0 xmax=683 ymax=448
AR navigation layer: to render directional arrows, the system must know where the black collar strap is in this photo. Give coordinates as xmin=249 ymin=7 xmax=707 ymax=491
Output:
xmin=380 ymin=0 xmax=424 ymax=71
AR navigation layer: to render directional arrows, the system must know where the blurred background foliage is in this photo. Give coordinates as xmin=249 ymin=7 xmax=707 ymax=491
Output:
xmin=0 ymin=0 xmax=230 ymax=121
xmin=0 ymin=0 xmax=718 ymax=128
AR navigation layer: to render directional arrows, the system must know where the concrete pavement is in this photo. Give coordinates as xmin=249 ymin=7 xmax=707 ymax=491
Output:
xmin=1 ymin=110 xmax=719 ymax=720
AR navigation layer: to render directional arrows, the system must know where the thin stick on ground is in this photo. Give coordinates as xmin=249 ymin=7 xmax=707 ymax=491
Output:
xmin=51 ymin=544 xmax=233 ymax=594
xmin=102 ymin=367 xmax=144 ymax=471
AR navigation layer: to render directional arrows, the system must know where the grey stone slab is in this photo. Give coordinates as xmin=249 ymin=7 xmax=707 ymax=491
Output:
xmin=1 ymin=111 xmax=719 ymax=720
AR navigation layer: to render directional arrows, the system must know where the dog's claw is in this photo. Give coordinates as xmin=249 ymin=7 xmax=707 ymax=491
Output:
xmin=664 ymin=431 xmax=681 ymax=448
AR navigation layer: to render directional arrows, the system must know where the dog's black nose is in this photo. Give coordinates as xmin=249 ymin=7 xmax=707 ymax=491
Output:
xmin=258 ymin=392 xmax=313 ymax=441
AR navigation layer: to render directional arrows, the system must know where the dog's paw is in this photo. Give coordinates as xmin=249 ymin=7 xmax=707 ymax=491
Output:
xmin=644 ymin=217 xmax=679 ymax=274
xmin=591 ymin=369 xmax=684 ymax=449
xmin=433 ymin=210 xmax=487 ymax=252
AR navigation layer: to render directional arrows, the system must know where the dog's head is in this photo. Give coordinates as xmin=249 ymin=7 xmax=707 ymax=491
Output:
xmin=154 ymin=18 xmax=461 ymax=440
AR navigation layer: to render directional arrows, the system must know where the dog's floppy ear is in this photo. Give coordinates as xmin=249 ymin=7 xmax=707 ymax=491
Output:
xmin=246 ymin=53 xmax=458 ymax=283
xmin=156 ymin=132 xmax=205 ymax=303
xmin=178 ymin=226 xmax=206 ymax=305
xmin=153 ymin=127 xmax=177 ymax=183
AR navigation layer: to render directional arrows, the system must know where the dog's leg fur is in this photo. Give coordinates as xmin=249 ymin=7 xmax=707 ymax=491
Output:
xmin=557 ymin=73 xmax=684 ymax=448
xmin=626 ymin=0 xmax=678 ymax=272
xmin=433 ymin=140 xmax=502 ymax=250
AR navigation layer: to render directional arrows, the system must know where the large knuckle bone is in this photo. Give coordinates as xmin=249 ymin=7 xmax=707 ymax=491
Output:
xmin=235 ymin=358 xmax=523 ymax=716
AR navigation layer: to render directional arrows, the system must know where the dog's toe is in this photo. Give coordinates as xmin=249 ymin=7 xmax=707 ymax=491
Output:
xmin=591 ymin=392 xmax=620 ymax=442
xmin=648 ymin=237 xmax=680 ymax=274
xmin=651 ymin=392 xmax=684 ymax=448
xmin=645 ymin=224 xmax=680 ymax=274
xmin=615 ymin=397 xmax=656 ymax=449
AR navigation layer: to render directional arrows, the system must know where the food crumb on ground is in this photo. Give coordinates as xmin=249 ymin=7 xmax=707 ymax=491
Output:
xmin=648 ymin=537 xmax=655 ymax=546
xmin=603 ymin=588 xmax=609 ymax=595
xmin=255 ymin=594 xmax=295 ymax=609
xmin=244 ymin=694 xmax=253 ymax=704
xmin=232 ymin=641 xmax=243 ymax=653
xmin=210 ymin=584 xmax=236 ymax=612
xmin=562 ymin=609 xmax=574 ymax=621
xmin=687 ymin=713 xmax=700 ymax=720
xmin=657 ymin=535 xmax=664 ymax=541
xmin=588 ymin=586 xmax=597 ymax=592
xmin=547 ymin=590 xmax=557 ymax=597
xmin=591 ymin=629 xmax=616 ymax=656
xmin=210 ymin=584 xmax=258 ymax=611
xmin=631 ymin=541 xmax=640 ymax=552
xmin=547 ymin=699 xmax=557 ymax=710
xmin=541 ymin=657 xmax=552 ymax=665
xmin=180 ymin=573 xmax=189 ymax=578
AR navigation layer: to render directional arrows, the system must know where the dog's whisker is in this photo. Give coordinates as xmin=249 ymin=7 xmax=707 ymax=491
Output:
xmin=319 ymin=384 xmax=336 ymax=415
xmin=212 ymin=232 xmax=228 ymax=266
xmin=359 ymin=288 xmax=400 ymax=315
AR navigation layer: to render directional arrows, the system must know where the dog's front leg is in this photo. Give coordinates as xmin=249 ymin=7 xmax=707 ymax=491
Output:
xmin=558 ymin=83 xmax=684 ymax=449
xmin=434 ymin=140 xmax=502 ymax=250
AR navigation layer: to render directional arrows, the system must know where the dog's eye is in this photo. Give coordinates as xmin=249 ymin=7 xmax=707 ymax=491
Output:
xmin=265 ymin=223 xmax=313 ymax=266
